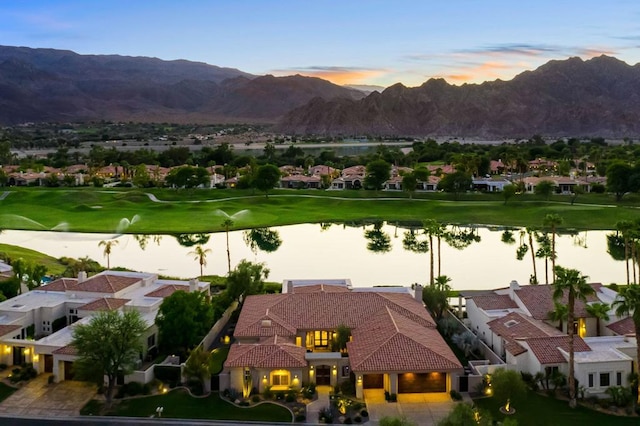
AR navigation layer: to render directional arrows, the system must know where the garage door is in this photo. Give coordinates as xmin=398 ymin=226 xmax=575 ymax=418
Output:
xmin=363 ymin=374 xmax=384 ymax=389
xmin=398 ymin=372 xmax=446 ymax=393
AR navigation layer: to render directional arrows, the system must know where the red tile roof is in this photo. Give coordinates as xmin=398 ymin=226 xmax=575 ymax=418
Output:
xmin=73 ymin=274 xmax=140 ymax=294
xmin=348 ymin=307 xmax=461 ymax=372
xmin=607 ymin=317 xmax=635 ymax=335
xmin=487 ymin=312 xmax=563 ymax=356
xmin=145 ymin=285 xmax=187 ymax=298
xmin=0 ymin=324 xmax=21 ymax=338
xmin=522 ymin=335 xmax=591 ymax=364
xmin=471 ymin=294 xmax=518 ymax=311
xmin=291 ymin=284 xmax=350 ymax=293
xmin=52 ymin=345 xmax=78 ymax=356
xmin=77 ymin=297 xmax=130 ymax=312
xmin=234 ymin=292 xmax=436 ymax=339
xmin=43 ymin=278 xmax=79 ymax=292
xmin=225 ymin=339 xmax=307 ymax=368
xmin=514 ymin=284 xmax=601 ymax=320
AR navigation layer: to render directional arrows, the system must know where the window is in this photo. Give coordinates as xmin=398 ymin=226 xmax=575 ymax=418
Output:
xmin=588 ymin=373 xmax=594 ymax=388
xmin=295 ymin=336 xmax=302 ymax=347
xmin=272 ymin=371 xmax=290 ymax=386
xmin=600 ymin=372 xmax=610 ymax=387
xmin=314 ymin=331 xmax=329 ymax=348
xmin=616 ymin=372 xmax=622 ymax=386
xmin=147 ymin=334 xmax=156 ymax=349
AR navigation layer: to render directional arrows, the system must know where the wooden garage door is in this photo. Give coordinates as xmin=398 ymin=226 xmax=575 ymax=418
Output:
xmin=398 ymin=373 xmax=446 ymax=393
xmin=363 ymin=373 xmax=384 ymax=389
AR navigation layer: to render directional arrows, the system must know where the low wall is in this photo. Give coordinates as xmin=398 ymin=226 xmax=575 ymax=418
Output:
xmin=444 ymin=310 xmax=504 ymax=365
xmin=200 ymin=301 xmax=238 ymax=350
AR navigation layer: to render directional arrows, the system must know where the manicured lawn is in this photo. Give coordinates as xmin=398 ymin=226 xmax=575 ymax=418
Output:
xmin=0 ymin=382 xmax=17 ymax=402
xmin=1 ymin=187 xmax=640 ymax=233
xmin=474 ymin=391 xmax=639 ymax=426
xmin=0 ymin=243 xmax=67 ymax=275
xmin=210 ymin=346 xmax=230 ymax=375
xmin=107 ymin=389 xmax=292 ymax=422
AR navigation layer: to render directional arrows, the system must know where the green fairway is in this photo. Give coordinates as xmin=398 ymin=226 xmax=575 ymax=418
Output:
xmin=474 ymin=391 xmax=639 ymax=426
xmin=0 ymin=243 xmax=67 ymax=275
xmin=107 ymin=389 xmax=292 ymax=422
xmin=1 ymin=187 xmax=640 ymax=233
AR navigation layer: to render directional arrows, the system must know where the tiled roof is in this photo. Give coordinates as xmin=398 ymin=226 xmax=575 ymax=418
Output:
xmin=607 ymin=317 xmax=635 ymax=335
xmin=52 ymin=345 xmax=78 ymax=356
xmin=145 ymin=285 xmax=186 ymax=298
xmin=514 ymin=284 xmax=601 ymax=320
xmin=42 ymin=278 xmax=79 ymax=292
xmin=224 ymin=339 xmax=307 ymax=368
xmin=73 ymin=274 xmax=140 ymax=294
xmin=0 ymin=324 xmax=21 ymax=338
xmin=523 ymin=335 xmax=591 ymax=364
xmin=234 ymin=292 xmax=436 ymax=338
xmin=348 ymin=307 xmax=461 ymax=372
xmin=291 ymin=284 xmax=350 ymax=294
xmin=470 ymin=294 xmax=518 ymax=311
xmin=77 ymin=297 xmax=130 ymax=312
xmin=487 ymin=312 xmax=563 ymax=356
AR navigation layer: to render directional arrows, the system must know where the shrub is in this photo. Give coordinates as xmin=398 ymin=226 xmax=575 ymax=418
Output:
xmin=285 ymin=394 xmax=296 ymax=403
xmin=360 ymin=409 xmax=368 ymax=417
xmin=354 ymin=415 xmax=362 ymax=423
xmin=262 ymin=386 xmax=274 ymax=400
xmin=319 ymin=407 xmax=333 ymax=424
xmin=344 ymin=417 xmax=353 ymax=424
xmin=449 ymin=389 xmax=462 ymax=401
xmin=389 ymin=393 xmax=397 ymax=402
xmin=339 ymin=380 xmax=356 ymax=396
xmin=295 ymin=414 xmax=306 ymax=422
xmin=154 ymin=365 xmax=182 ymax=384
xmin=0 ymin=364 xmax=6 ymax=371
xmin=252 ymin=395 xmax=261 ymax=403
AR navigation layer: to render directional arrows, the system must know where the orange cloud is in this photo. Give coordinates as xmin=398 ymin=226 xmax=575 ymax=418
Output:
xmin=436 ymin=61 xmax=515 ymax=84
xmin=271 ymin=67 xmax=387 ymax=85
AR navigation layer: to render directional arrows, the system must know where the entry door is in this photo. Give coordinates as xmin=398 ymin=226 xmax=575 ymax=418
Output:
xmin=12 ymin=347 xmax=25 ymax=366
xmin=316 ymin=366 xmax=331 ymax=385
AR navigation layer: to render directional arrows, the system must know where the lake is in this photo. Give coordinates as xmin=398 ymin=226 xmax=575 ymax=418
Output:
xmin=0 ymin=223 xmax=624 ymax=291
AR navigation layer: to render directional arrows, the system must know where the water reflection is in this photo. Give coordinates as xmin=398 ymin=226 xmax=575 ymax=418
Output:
xmin=0 ymin=223 xmax=625 ymax=290
xmin=243 ymin=228 xmax=282 ymax=254
xmin=174 ymin=233 xmax=210 ymax=247
xmin=363 ymin=221 xmax=391 ymax=254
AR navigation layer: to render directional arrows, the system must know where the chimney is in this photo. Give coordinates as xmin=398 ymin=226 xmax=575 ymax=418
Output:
xmin=509 ymin=280 xmax=520 ymax=299
xmin=189 ymin=279 xmax=198 ymax=293
xmin=78 ymin=271 xmax=87 ymax=283
xmin=285 ymin=280 xmax=294 ymax=294
xmin=414 ymin=283 xmax=423 ymax=302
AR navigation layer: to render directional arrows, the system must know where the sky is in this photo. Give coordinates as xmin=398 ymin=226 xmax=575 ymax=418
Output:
xmin=1 ymin=1 xmax=640 ymax=88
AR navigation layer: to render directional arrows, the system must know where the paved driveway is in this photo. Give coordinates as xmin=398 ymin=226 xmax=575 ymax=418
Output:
xmin=0 ymin=374 xmax=96 ymax=417
xmin=364 ymin=390 xmax=455 ymax=426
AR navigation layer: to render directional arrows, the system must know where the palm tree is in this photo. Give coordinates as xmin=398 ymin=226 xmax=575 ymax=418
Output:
xmin=585 ymin=302 xmax=610 ymax=337
xmin=616 ymin=220 xmax=633 ymax=285
xmin=612 ymin=284 xmax=640 ymax=403
xmin=543 ymin=214 xmax=563 ymax=283
xmin=547 ymin=301 xmax=568 ymax=332
xmin=98 ymin=239 xmax=118 ymax=269
xmin=214 ymin=209 xmax=250 ymax=273
xmin=553 ymin=266 xmax=594 ymax=408
xmin=188 ymin=245 xmax=211 ymax=277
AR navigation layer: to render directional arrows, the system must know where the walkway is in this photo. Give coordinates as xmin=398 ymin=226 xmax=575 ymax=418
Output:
xmin=364 ymin=390 xmax=456 ymax=426
xmin=0 ymin=374 xmax=97 ymax=417
xmin=305 ymin=385 xmax=331 ymax=424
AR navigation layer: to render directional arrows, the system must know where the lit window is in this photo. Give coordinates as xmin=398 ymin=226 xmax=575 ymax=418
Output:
xmin=314 ymin=331 xmax=329 ymax=348
xmin=272 ymin=371 xmax=290 ymax=386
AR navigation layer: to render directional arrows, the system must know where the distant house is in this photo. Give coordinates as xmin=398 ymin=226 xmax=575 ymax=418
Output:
xmin=471 ymin=177 xmax=512 ymax=192
xmin=223 ymin=280 xmax=462 ymax=399
xmin=280 ymin=174 xmax=322 ymax=189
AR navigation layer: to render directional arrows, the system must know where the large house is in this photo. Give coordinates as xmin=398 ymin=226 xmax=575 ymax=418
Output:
xmin=464 ymin=280 xmax=637 ymax=397
xmin=223 ymin=280 xmax=462 ymax=399
xmin=0 ymin=270 xmax=209 ymax=382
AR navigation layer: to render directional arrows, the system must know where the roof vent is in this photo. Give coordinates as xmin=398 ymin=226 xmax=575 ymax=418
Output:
xmin=261 ymin=320 xmax=272 ymax=327
xmin=504 ymin=320 xmax=519 ymax=328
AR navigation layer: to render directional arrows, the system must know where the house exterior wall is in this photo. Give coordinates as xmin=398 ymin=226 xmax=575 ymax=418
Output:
xmin=576 ymin=359 xmax=631 ymax=397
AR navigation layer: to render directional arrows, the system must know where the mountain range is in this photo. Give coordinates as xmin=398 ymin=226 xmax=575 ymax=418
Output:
xmin=1 ymin=45 xmax=640 ymax=138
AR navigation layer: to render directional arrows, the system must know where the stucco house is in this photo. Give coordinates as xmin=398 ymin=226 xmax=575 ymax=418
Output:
xmin=464 ymin=280 xmax=637 ymax=397
xmin=0 ymin=270 xmax=209 ymax=383
xmin=223 ymin=280 xmax=462 ymax=399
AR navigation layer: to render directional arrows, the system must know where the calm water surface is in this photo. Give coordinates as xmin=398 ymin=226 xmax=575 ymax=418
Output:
xmin=0 ymin=224 xmax=623 ymax=291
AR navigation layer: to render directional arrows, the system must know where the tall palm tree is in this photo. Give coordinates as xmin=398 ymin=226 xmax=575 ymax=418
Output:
xmin=612 ymin=284 xmax=640 ymax=403
xmin=553 ymin=266 xmax=594 ymax=408
xmin=585 ymin=302 xmax=610 ymax=337
xmin=543 ymin=214 xmax=563 ymax=283
xmin=214 ymin=209 xmax=250 ymax=273
xmin=98 ymin=239 xmax=118 ymax=269
xmin=188 ymin=245 xmax=211 ymax=277
xmin=616 ymin=220 xmax=633 ymax=285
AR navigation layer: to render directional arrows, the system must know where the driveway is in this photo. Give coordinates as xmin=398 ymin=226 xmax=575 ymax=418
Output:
xmin=0 ymin=374 xmax=97 ymax=417
xmin=364 ymin=390 xmax=456 ymax=426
